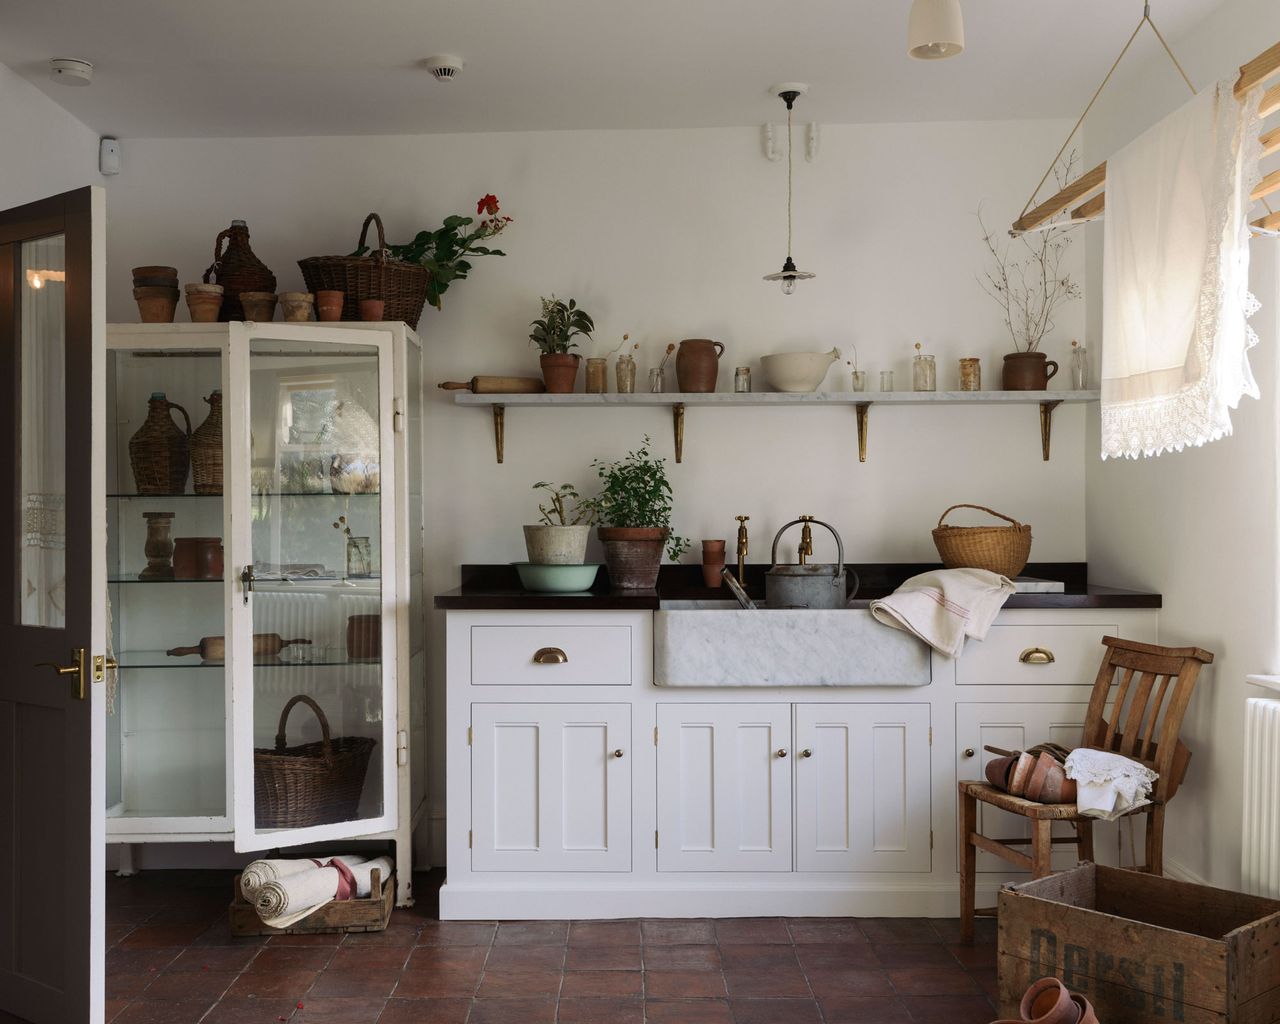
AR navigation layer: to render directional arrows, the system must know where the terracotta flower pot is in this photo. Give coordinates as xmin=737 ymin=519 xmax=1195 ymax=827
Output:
xmin=279 ymin=291 xmax=314 ymax=322
xmin=316 ymin=289 xmax=344 ymax=322
xmin=598 ymin=526 xmax=667 ymax=590
xmin=523 ymin=524 xmax=591 ymax=565
xmin=238 ymin=291 xmax=277 ymax=322
xmin=1002 ymin=351 xmax=1059 ymax=391
xmin=359 ymin=298 xmax=385 ymax=322
xmin=540 ymin=353 xmax=581 ymax=394
xmin=133 ymin=286 xmax=178 ymax=324
xmin=701 ymin=538 xmax=726 ymax=588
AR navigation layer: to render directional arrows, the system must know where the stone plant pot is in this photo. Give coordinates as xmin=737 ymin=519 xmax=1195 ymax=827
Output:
xmin=598 ymin=526 xmax=668 ymax=590
xmin=1002 ymin=351 xmax=1059 ymax=390
xmin=540 ymin=353 xmax=581 ymax=394
xmin=523 ymin=524 xmax=591 ymax=565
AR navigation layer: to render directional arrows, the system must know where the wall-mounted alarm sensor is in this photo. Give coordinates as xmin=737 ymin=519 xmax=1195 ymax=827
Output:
xmin=99 ymin=137 xmax=120 ymax=176
xmin=50 ymin=58 xmax=94 ymax=86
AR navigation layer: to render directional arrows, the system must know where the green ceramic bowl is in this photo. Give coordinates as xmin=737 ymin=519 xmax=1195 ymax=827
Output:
xmin=513 ymin=562 xmax=601 ymax=593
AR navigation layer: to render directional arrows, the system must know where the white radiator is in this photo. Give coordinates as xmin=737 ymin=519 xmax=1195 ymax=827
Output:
xmin=1242 ymin=697 xmax=1280 ymax=897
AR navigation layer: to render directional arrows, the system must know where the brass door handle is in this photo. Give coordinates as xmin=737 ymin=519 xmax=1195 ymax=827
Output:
xmin=1019 ymin=647 xmax=1055 ymax=665
xmin=533 ymin=647 xmax=568 ymax=665
xmin=35 ymin=647 xmax=87 ymax=700
xmin=776 ymin=748 xmax=788 ymax=758
xmin=799 ymin=749 xmax=813 ymax=759
xmin=612 ymin=749 xmax=625 ymax=759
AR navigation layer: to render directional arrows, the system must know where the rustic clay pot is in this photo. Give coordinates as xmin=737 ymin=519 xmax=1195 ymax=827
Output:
xmin=598 ymin=526 xmax=667 ymax=589
xmin=346 ymin=614 xmax=381 ymax=660
xmin=676 ymin=339 xmax=725 ymax=393
xmin=359 ymin=298 xmax=385 ymax=321
xmin=316 ymin=289 xmax=344 ymax=322
xmin=523 ymin=524 xmax=591 ymax=565
xmin=540 ymin=353 xmax=581 ymax=394
xmin=701 ymin=538 xmax=726 ymax=588
xmin=238 ymin=291 xmax=277 ymax=321
xmin=185 ymin=283 xmax=224 ymax=323
xmin=279 ymin=291 xmax=314 ymax=322
xmin=173 ymin=537 xmax=224 ymax=580
xmin=132 ymin=265 xmax=178 ymax=280
xmin=1002 ymin=351 xmax=1059 ymax=390
xmin=133 ymin=286 xmax=178 ymax=324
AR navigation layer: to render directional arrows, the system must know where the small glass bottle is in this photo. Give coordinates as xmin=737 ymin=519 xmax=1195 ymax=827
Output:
xmin=959 ymin=357 xmax=981 ymax=392
xmin=911 ymin=342 xmax=936 ymax=392
xmin=1070 ymin=340 xmax=1090 ymax=390
xmin=615 ymin=353 xmax=636 ymax=394
xmin=879 ymin=370 xmax=894 ymax=392
xmin=734 ymin=366 xmax=752 ymax=393
xmin=850 ymin=370 xmax=866 ymax=392
xmin=585 ymin=357 xmax=608 ymax=394
xmin=648 ymin=367 xmax=665 ymax=393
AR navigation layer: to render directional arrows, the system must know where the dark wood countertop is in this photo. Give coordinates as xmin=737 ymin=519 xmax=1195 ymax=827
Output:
xmin=434 ymin=563 xmax=1161 ymax=611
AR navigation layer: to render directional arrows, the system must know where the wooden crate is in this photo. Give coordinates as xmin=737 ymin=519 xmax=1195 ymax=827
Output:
xmin=998 ymin=863 xmax=1280 ymax=1024
xmin=228 ymin=868 xmax=394 ymax=936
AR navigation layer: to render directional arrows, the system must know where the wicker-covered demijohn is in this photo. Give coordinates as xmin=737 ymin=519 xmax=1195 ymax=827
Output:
xmin=254 ymin=694 xmax=375 ymax=830
xmin=932 ymin=503 xmax=1032 ymax=578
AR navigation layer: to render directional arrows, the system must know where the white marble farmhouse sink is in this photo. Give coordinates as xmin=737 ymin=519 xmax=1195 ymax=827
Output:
xmin=654 ymin=604 xmax=931 ymax=687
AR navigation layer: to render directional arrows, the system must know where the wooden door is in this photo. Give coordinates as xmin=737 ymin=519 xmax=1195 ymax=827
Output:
xmin=795 ymin=703 xmax=932 ymax=873
xmin=0 ymin=188 xmax=107 ymax=1024
xmin=656 ymin=703 xmax=792 ymax=872
xmin=471 ymin=703 xmax=631 ymax=871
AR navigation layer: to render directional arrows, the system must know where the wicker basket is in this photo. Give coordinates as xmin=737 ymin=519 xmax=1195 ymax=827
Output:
xmin=931 ymin=504 xmax=1032 ymax=578
xmin=128 ymin=394 xmax=191 ymax=495
xmin=297 ymin=213 xmax=431 ymax=328
xmin=191 ymin=390 xmax=222 ymax=495
xmin=254 ymin=695 xmax=376 ymax=830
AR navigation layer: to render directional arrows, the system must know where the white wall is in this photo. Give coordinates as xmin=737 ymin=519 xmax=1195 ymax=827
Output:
xmin=1083 ymin=0 xmax=1280 ymax=889
xmin=0 ymin=61 xmax=98 ymax=209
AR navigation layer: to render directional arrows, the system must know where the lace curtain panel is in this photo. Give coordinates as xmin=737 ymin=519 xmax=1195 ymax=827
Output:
xmin=1101 ymin=78 xmax=1264 ymax=460
xmin=20 ymin=235 xmax=67 ymax=628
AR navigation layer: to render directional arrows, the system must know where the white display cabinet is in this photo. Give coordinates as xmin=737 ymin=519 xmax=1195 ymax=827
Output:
xmin=105 ymin=322 xmax=426 ymax=905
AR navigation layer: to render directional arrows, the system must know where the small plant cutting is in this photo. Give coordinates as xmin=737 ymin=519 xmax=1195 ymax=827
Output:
xmin=523 ymin=481 xmax=596 ymax=566
xmin=529 ymin=295 xmax=595 ymax=393
xmin=585 ymin=436 xmax=689 ymax=589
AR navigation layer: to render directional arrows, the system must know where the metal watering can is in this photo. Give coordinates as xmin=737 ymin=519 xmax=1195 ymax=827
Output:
xmin=765 ymin=516 xmax=859 ymax=609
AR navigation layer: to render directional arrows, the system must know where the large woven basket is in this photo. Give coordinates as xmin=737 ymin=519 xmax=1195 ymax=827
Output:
xmin=254 ymin=695 xmax=376 ymax=830
xmin=932 ymin=504 xmax=1032 ymax=578
xmin=297 ymin=213 xmax=430 ymax=328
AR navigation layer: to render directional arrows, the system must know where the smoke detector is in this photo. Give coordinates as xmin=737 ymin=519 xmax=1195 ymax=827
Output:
xmin=49 ymin=58 xmax=94 ymax=86
xmin=424 ymin=55 xmax=464 ymax=82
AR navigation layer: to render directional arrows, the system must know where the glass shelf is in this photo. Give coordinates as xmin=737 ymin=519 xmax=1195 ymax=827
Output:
xmin=109 ymin=576 xmax=222 ymax=584
xmin=108 ymin=491 xmax=380 ymax=499
xmin=116 ymin=649 xmax=382 ymax=669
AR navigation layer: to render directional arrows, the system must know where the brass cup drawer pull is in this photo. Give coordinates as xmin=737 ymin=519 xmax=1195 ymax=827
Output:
xmin=1019 ymin=646 xmax=1056 ymax=665
xmin=533 ymin=646 xmax=569 ymax=665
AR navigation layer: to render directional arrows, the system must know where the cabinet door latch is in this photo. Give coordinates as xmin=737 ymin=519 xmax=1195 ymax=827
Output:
xmin=397 ymin=729 xmax=409 ymax=766
xmin=393 ymin=397 xmax=406 ymax=434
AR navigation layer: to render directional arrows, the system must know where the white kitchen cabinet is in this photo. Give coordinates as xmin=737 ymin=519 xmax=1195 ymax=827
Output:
xmin=471 ymin=702 xmax=631 ymax=872
xmin=104 ymin=323 xmax=426 ymax=904
xmin=655 ymin=703 xmax=793 ymax=872
xmin=795 ymin=703 xmax=932 ymax=873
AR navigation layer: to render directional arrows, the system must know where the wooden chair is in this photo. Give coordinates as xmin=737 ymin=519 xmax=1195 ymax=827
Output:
xmin=958 ymin=635 xmax=1213 ymax=942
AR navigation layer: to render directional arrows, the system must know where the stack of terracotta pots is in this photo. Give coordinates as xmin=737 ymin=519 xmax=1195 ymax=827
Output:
xmin=132 ymin=266 xmax=179 ymax=323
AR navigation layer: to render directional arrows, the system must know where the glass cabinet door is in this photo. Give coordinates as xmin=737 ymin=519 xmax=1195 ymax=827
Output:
xmin=228 ymin=324 xmax=398 ymax=850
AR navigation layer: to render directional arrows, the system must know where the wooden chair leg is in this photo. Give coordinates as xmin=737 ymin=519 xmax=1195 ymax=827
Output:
xmin=1145 ymin=805 xmax=1166 ymax=875
xmin=1031 ymin=819 xmax=1054 ymax=878
xmin=960 ymin=788 xmax=977 ymax=943
xmin=1076 ymin=819 xmax=1094 ymax=863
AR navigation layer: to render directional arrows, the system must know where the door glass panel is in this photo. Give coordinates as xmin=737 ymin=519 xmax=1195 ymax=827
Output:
xmin=18 ymin=234 xmax=66 ymax=628
xmin=249 ymin=340 xmax=385 ymax=832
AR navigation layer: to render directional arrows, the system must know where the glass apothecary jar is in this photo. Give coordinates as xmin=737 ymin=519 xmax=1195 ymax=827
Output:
xmin=912 ymin=352 xmax=936 ymax=392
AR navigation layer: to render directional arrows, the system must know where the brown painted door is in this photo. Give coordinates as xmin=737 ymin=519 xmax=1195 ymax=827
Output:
xmin=0 ymin=188 xmax=105 ymax=1024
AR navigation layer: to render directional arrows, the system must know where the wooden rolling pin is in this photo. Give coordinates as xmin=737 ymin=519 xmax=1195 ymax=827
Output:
xmin=167 ymin=634 xmax=311 ymax=661
xmin=438 ymin=376 xmax=545 ymax=394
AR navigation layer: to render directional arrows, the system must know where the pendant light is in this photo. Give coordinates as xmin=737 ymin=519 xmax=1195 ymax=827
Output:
xmin=907 ymin=0 xmax=965 ymax=60
xmin=763 ymin=84 xmax=815 ymax=295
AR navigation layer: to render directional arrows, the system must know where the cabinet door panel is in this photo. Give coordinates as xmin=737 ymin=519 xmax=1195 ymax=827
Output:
xmin=796 ymin=704 xmax=932 ymax=872
xmin=656 ymin=703 xmax=791 ymax=872
xmin=472 ymin=703 xmax=630 ymax=872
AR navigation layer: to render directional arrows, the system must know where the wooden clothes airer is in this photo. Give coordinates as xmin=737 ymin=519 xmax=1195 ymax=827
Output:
xmin=1010 ymin=3 xmax=1280 ymax=237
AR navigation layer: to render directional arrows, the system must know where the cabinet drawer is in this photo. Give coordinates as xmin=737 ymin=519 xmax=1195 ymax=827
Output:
xmin=957 ymin=624 xmax=1117 ymax=686
xmin=471 ymin=625 xmax=632 ymax=686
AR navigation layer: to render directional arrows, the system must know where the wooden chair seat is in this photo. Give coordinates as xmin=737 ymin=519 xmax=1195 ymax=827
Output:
xmin=958 ymin=780 xmax=1089 ymax=820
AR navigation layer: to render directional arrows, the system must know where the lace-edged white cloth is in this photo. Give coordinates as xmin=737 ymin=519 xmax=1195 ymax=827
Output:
xmin=1064 ymin=748 xmax=1159 ymax=821
xmin=1100 ymin=77 xmax=1264 ymax=460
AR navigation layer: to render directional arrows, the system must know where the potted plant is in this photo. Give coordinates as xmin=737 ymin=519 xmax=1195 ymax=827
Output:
xmin=523 ymin=481 xmax=596 ymax=564
xmin=583 ymin=436 xmax=690 ymax=589
xmin=978 ymin=156 xmax=1081 ymax=389
xmin=529 ymin=295 xmax=594 ymax=393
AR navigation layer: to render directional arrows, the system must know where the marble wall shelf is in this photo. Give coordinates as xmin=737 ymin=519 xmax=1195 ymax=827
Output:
xmin=451 ymin=390 xmax=1101 ymax=464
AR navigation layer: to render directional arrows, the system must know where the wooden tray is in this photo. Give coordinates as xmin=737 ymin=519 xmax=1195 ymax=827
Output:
xmin=228 ymin=867 xmax=393 ymax=936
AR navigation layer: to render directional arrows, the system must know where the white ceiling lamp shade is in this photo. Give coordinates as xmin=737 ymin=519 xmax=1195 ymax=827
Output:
xmin=907 ymin=0 xmax=965 ymax=60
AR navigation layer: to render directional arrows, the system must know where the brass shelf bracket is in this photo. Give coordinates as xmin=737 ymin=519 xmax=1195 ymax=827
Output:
xmin=492 ymin=404 xmax=506 ymax=464
xmin=855 ymin=402 xmax=871 ymax=463
xmin=673 ymin=403 xmax=686 ymax=464
xmin=1039 ymin=400 xmax=1062 ymax=461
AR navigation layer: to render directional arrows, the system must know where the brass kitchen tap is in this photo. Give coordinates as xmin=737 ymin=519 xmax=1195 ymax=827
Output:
xmin=798 ymin=515 xmax=814 ymax=566
xmin=735 ymin=515 xmax=750 ymax=583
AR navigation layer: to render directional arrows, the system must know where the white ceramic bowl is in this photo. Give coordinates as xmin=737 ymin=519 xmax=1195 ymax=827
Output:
xmin=760 ymin=347 xmax=841 ymax=392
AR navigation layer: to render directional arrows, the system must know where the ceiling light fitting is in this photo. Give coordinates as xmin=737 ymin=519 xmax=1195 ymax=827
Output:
xmin=49 ymin=57 xmax=94 ymax=86
xmin=907 ymin=0 xmax=965 ymax=60
xmin=424 ymin=55 xmax=465 ymax=82
xmin=763 ymin=84 xmax=815 ymax=295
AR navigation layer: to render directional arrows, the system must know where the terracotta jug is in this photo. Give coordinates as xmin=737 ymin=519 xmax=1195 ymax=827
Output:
xmin=676 ymin=339 xmax=725 ymax=393
xmin=128 ymin=392 xmax=192 ymax=495
xmin=191 ymin=390 xmax=223 ymax=495
xmin=203 ymin=220 xmax=276 ymax=322
xmin=1002 ymin=351 xmax=1058 ymax=390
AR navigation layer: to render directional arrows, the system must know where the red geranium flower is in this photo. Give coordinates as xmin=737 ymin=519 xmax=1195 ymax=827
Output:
xmin=477 ymin=194 xmax=500 ymax=216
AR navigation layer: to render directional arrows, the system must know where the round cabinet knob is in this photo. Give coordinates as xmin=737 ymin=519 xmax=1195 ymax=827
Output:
xmin=775 ymin=748 xmax=788 ymax=758
xmin=963 ymin=747 xmax=976 ymax=758
xmin=612 ymin=749 xmax=625 ymax=759
xmin=800 ymin=749 xmax=813 ymax=759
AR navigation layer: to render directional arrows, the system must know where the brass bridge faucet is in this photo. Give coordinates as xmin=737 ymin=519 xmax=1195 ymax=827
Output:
xmin=798 ymin=515 xmax=815 ymax=566
xmin=735 ymin=515 xmax=750 ymax=583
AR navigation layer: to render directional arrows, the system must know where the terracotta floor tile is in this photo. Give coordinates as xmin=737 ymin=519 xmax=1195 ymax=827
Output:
xmin=930 ymin=918 xmax=997 ymax=945
xmin=108 ymin=906 xmax=158 ymax=928
xmin=644 ymin=998 xmax=734 ymax=1023
xmin=118 ymin=923 xmax=212 ymax=948
xmin=407 ymin=945 xmax=489 ymax=971
xmin=819 ymin=995 xmax=913 ymax=1023
xmin=190 ymin=920 xmax=269 ymax=947
xmin=494 ymin=921 xmax=570 ymax=945
xmin=886 ymin=966 xmax=981 ymax=996
xmin=946 ymin=941 xmax=996 ymax=969
xmin=642 ymin=944 xmax=722 ymax=970
xmin=166 ymin=945 xmax=259 ymax=973
xmin=565 ymin=944 xmax=641 ymax=970
xmin=416 ymin=921 xmax=497 ymax=946
xmin=345 ymin=924 xmax=421 ymax=946
xmin=328 ymin=945 xmax=413 ymax=971
xmin=795 ymin=943 xmax=879 ymax=972
xmin=292 ymin=996 xmax=388 ymax=1023
xmin=899 ymin=994 xmax=998 ymax=1024
xmin=308 ymin=966 xmax=402 ymax=999
xmin=644 ymin=968 xmax=728 ymax=998
xmin=106 ymin=947 xmax=183 ymax=975
xmin=560 ymin=970 xmax=644 ymax=998
xmin=728 ymin=997 xmax=823 ymax=1023
xmin=787 ymin=919 xmax=868 ymax=944
xmin=140 ymin=968 xmax=237 ymax=1001
xmin=226 ymin=967 xmax=319 ymax=998
xmin=393 ymin=967 xmax=482 ymax=999
xmin=568 ymin=921 xmax=642 ymax=946
xmin=858 ymin=919 xmax=940 ymax=945
xmin=266 ymin=931 xmax=344 ymax=946
xmin=105 ymin=973 xmax=153 ymax=1001
xmin=111 ymin=997 xmax=217 ymax=1024
xmin=201 ymin=997 xmax=307 ymax=1023
xmin=556 ymin=996 xmax=646 ymax=1023
xmin=968 ymin=967 xmax=999 ymax=1000
xmin=805 ymin=969 xmax=895 ymax=1001
xmin=104 ymin=997 xmax=130 ymax=1022
xmin=246 ymin=945 xmax=335 ymax=972
xmin=720 ymin=943 xmax=800 ymax=970
xmin=715 ymin=918 xmax=791 ymax=944
xmin=641 ymin=919 xmax=718 ymax=945
xmin=871 ymin=943 xmax=961 ymax=968
xmin=723 ymin=966 xmax=812 ymax=999
xmin=469 ymin=997 xmax=558 ymax=1024
xmin=476 ymin=967 xmax=564 ymax=999
xmin=378 ymin=997 xmax=473 ymax=1023
xmin=105 ymin=925 xmax=135 ymax=948
xmin=484 ymin=944 xmax=567 ymax=969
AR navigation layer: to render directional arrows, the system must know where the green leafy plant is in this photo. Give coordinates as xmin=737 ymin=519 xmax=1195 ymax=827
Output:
xmin=529 ymin=296 xmax=594 ymax=355
xmin=532 ymin=481 xmax=597 ymax=526
xmin=352 ymin=194 xmax=512 ymax=311
xmin=583 ymin=436 xmax=690 ymax=561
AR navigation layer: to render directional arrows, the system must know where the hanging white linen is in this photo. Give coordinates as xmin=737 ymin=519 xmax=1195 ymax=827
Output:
xmin=1101 ymin=78 xmax=1264 ymax=459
